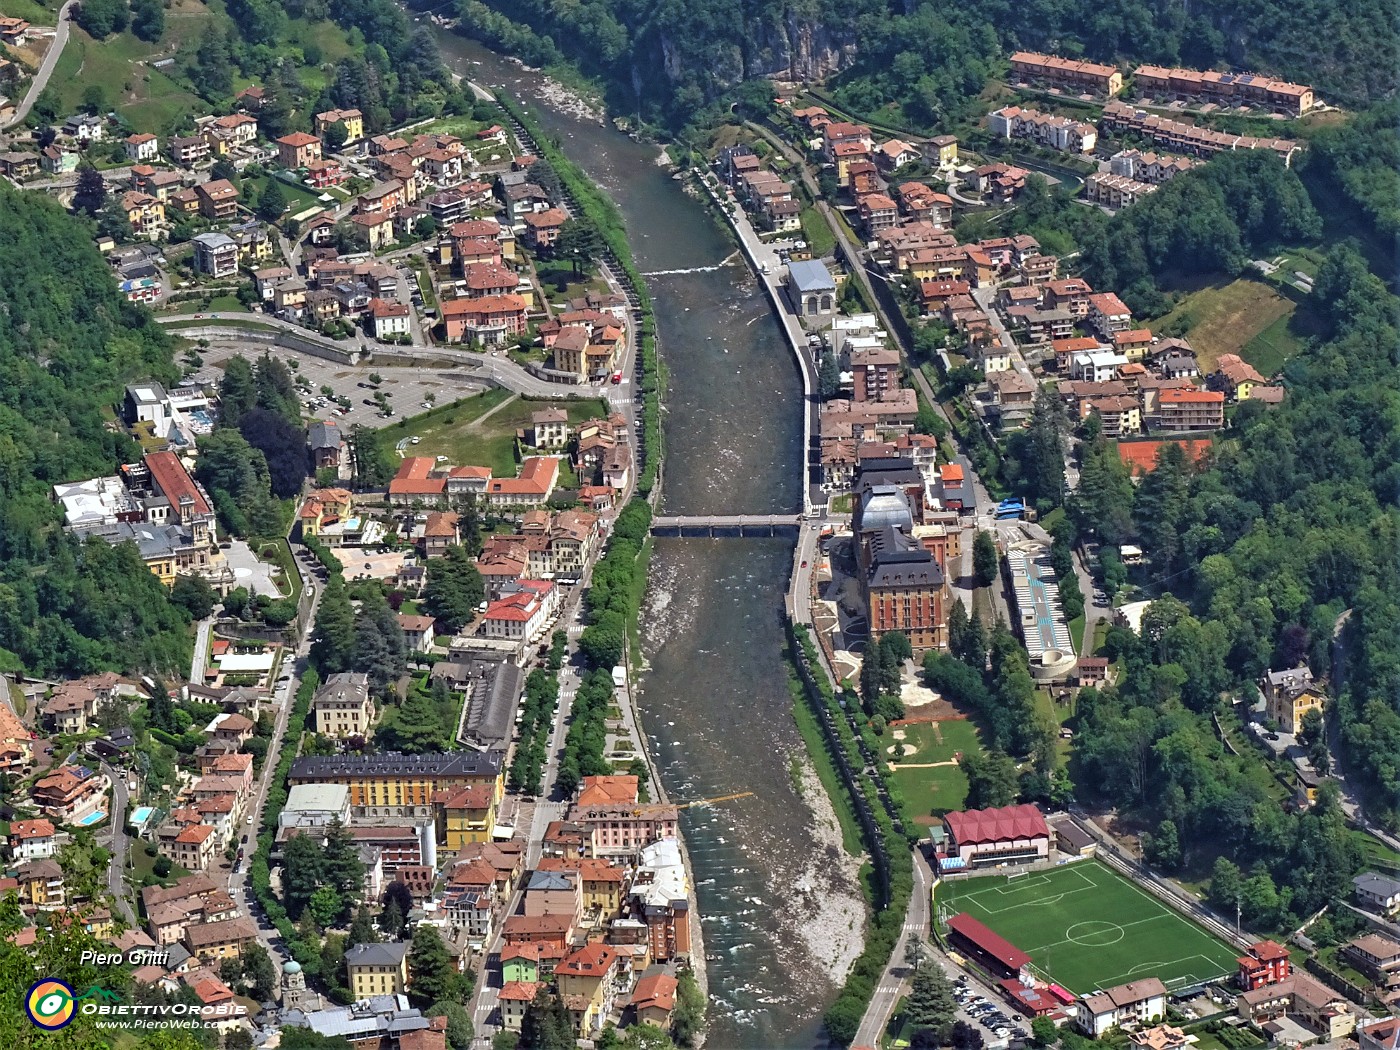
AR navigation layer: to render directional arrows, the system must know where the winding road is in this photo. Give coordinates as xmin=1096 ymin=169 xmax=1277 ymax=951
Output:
xmin=1 ymin=2 xmax=77 ymax=130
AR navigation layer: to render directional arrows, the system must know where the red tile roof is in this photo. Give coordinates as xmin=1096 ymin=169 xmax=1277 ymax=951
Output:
xmin=944 ymin=803 xmax=1047 ymax=845
xmin=947 ymin=912 xmax=1032 ymax=970
xmin=390 ymin=456 xmax=446 ymax=496
xmin=145 ymin=451 xmax=210 ymax=516
xmin=630 ymin=972 xmax=678 ymax=1012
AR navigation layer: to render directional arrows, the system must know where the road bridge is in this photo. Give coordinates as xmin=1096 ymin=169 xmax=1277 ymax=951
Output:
xmin=649 ymin=514 xmax=803 ymax=537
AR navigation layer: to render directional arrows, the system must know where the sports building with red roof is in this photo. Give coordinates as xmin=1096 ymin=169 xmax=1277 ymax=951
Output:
xmin=946 ymin=912 xmax=1031 ymax=977
xmin=941 ymin=804 xmax=1049 ymax=868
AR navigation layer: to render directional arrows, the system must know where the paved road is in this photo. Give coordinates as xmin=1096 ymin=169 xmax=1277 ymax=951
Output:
xmin=970 ymin=285 xmax=1035 ymax=384
xmin=227 ymin=547 xmax=324 ymax=969
xmin=855 ymin=847 xmax=934 ymax=1045
xmin=102 ymin=762 xmax=136 ymax=924
xmin=1 ymin=1 xmax=76 ymax=130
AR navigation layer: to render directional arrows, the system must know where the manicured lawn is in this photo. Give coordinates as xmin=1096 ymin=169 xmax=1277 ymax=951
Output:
xmin=788 ymin=673 xmax=867 ymax=857
xmin=377 ymin=392 xmax=606 ymax=477
xmin=244 ymin=173 xmax=329 ymax=216
xmin=1068 ymin=614 xmax=1085 ymax=652
xmin=1151 ymin=277 xmax=1309 ymax=375
xmin=937 ymin=861 xmax=1241 ymax=994
xmin=417 ymin=115 xmax=489 ymax=142
xmin=206 ymin=294 xmax=247 ymax=313
xmin=801 ymin=206 xmax=836 ymax=258
xmin=888 ymin=719 xmax=981 ymax=818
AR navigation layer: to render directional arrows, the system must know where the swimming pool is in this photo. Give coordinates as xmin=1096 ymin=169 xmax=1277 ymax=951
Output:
xmin=188 ymin=408 xmax=214 ymax=426
xmin=76 ymin=810 xmax=107 ymax=827
xmin=130 ymin=806 xmax=154 ymax=825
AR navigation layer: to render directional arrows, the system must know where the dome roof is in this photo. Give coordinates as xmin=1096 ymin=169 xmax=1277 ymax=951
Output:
xmin=283 ymin=961 xmax=302 ymax=975
xmin=860 ymin=486 xmax=913 ymax=532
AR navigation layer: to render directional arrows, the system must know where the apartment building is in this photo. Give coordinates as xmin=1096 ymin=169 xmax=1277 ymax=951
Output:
xmin=1155 ymin=387 xmax=1224 ymax=431
xmin=988 ymin=107 xmax=1097 ymax=153
xmin=1133 ymin=65 xmax=1314 ymax=115
xmin=1010 ymin=52 xmax=1123 ymax=96
xmin=1085 ymin=172 xmax=1157 ymax=210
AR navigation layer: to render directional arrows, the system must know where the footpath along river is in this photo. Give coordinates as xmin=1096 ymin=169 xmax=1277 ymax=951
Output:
xmin=431 ymin=32 xmax=867 ymax=1049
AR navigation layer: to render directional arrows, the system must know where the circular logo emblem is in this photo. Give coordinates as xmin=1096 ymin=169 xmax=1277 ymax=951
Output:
xmin=25 ymin=979 xmax=76 ymax=1030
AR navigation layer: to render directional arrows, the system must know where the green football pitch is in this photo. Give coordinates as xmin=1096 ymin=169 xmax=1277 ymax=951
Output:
xmin=935 ymin=861 xmax=1240 ymax=994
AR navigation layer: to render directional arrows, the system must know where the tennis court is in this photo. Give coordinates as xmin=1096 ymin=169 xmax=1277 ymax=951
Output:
xmin=936 ymin=861 xmax=1239 ymax=994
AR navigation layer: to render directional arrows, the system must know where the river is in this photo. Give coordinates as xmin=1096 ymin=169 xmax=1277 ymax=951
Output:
xmin=429 ymin=32 xmax=866 ymax=1048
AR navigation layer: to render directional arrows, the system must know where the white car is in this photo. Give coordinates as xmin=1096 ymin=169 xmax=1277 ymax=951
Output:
xmin=410 ymin=436 xmax=421 ymax=445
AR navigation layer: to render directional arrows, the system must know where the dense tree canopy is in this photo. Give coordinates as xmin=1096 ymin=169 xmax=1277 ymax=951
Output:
xmin=0 ymin=186 xmax=194 ymax=678
xmin=452 ymin=0 xmax=1396 ymax=130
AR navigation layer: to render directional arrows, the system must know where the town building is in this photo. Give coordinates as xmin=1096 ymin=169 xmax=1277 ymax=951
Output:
xmin=944 ymin=913 xmax=1030 ymax=979
xmin=1155 ymin=387 xmax=1224 ymax=431
xmin=315 ymin=108 xmax=364 ymax=143
xmin=32 ymin=764 xmax=107 ymax=824
xmin=313 ymin=672 xmax=374 ymax=739
xmin=786 ymin=259 xmax=836 ymax=317
xmin=1236 ymin=973 xmax=1357 ymax=1041
xmin=345 ymin=942 xmax=410 ymax=998
xmin=1342 ymin=934 xmax=1400 ymax=987
xmin=276 ymin=132 xmax=322 ymax=169
xmin=1355 ymin=872 xmax=1400 ymax=916
xmin=288 ymin=751 xmax=505 ymax=813
xmin=1237 ymin=940 xmax=1293 ymax=989
xmin=1078 ymin=980 xmax=1169 ymax=1036
xmin=1260 ymin=666 xmax=1326 ymax=736
xmin=1009 ymin=52 xmax=1123 ymax=96
xmin=630 ymin=837 xmax=690 ymax=961
xmin=940 ymin=804 xmax=1050 ymax=870
xmin=988 ymin=106 xmax=1097 ymax=153
xmin=1132 ymin=65 xmax=1314 ymax=115
xmin=8 ymin=819 xmax=57 ymax=862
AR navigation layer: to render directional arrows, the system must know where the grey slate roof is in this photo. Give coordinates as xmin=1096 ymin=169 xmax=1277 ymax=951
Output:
xmin=788 ymin=259 xmax=836 ymax=294
xmin=307 ymin=419 xmax=341 ymax=451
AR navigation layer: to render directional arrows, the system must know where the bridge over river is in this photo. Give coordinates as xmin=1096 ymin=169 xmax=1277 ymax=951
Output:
xmin=649 ymin=514 xmax=805 ymax=537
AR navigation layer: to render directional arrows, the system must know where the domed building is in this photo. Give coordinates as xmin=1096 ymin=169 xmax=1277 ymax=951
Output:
xmin=851 ymin=460 xmax=950 ymax=652
xmin=281 ymin=959 xmax=306 ymax=1010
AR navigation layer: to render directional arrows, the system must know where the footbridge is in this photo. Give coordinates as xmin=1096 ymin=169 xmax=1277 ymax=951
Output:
xmin=649 ymin=514 xmax=803 ymax=537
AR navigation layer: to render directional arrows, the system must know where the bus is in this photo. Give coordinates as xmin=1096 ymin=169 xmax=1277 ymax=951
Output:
xmin=994 ymin=499 xmax=1026 ymax=521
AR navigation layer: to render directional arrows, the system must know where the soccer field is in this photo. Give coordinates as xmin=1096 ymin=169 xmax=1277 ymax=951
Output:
xmin=936 ymin=861 xmax=1240 ymax=994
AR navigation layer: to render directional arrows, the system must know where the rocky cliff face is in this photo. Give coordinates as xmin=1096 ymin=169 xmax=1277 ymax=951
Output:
xmin=745 ymin=14 xmax=858 ymax=81
xmin=656 ymin=12 xmax=856 ymax=92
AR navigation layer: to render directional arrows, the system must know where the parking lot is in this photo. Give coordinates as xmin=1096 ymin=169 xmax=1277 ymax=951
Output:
xmin=194 ymin=341 xmax=491 ymax=431
xmin=954 ymin=974 xmax=1027 ymax=1046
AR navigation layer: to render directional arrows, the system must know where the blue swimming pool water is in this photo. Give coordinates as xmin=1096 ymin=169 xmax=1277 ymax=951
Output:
xmin=77 ymin=810 xmax=106 ymax=826
xmin=130 ymin=806 xmax=154 ymax=824
xmin=189 ymin=409 xmax=214 ymax=426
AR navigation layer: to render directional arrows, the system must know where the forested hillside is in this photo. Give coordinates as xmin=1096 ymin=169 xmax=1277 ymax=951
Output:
xmin=0 ymin=186 xmax=191 ymax=677
xmin=1304 ymin=100 xmax=1400 ymax=244
xmin=443 ymin=0 xmax=1396 ymax=128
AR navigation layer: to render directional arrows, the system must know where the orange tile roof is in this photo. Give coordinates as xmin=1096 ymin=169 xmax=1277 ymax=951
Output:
xmin=145 ymin=451 xmax=210 ymax=516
